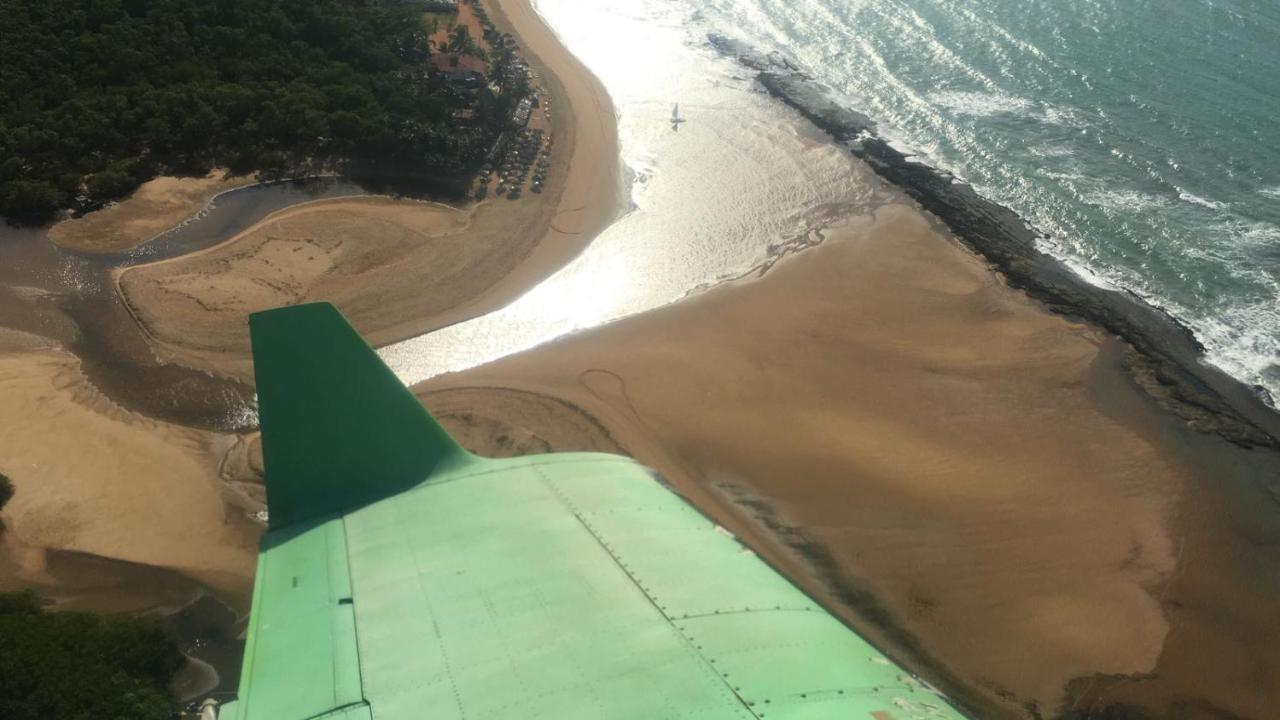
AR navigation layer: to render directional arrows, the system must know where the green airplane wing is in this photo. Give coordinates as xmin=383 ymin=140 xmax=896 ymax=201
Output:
xmin=217 ymin=302 xmax=967 ymax=720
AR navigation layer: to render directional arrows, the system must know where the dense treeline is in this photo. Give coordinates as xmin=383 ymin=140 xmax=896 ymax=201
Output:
xmin=0 ymin=0 xmax=511 ymax=224
xmin=0 ymin=592 xmax=184 ymax=719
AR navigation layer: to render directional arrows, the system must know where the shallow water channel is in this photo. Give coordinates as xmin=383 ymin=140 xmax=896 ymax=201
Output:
xmin=0 ymin=179 xmax=366 ymax=430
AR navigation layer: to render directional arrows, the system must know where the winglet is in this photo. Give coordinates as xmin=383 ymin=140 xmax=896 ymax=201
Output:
xmin=249 ymin=303 xmax=469 ymax=529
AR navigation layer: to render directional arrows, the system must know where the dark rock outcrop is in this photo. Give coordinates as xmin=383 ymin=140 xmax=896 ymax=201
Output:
xmin=709 ymin=33 xmax=1280 ymax=449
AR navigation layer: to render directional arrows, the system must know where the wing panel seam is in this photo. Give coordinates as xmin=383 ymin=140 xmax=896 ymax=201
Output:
xmin=533 ymin=466 xmax=762 ymax=720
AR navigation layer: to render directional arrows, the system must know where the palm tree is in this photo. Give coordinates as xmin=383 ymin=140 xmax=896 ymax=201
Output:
xmin=448 ymin=25 xmax=471 ymax=54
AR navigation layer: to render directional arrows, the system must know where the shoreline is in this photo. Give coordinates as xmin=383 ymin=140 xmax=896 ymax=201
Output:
xmin=707 ymin=34 xmax=1280 ymax=451
xmin=88 ymin=173 xmax=350 ymax=261
xmin=419 ymin=202 xmax=1280 ymax=718
xmin=2 ymin=3 xmax=1275 ymax=718
xmin=0 ymin=342 xmax=259 ymax=605
xmin=46 ymin=171 xmax=259 ymax=254
xmin=104 ymin=0 xmax=622 ymax=384
xmin=113 ymin=195 xmax=472 ymax=381
xmin=363 ymin=0 xmax=625 ymax=348
xmin=0 ymin=0 xmax=621 ymax=698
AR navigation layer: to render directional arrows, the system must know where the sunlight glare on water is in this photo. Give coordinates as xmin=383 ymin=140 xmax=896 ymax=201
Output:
xmin=381 ymin=0 xmax=878 ymax=384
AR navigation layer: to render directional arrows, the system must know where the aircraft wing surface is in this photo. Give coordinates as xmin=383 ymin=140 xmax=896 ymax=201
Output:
xmin=217 ymin=302 xmax=965 ymax=720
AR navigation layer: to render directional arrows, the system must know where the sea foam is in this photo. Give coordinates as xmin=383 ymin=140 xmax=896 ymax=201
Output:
xmin=928 ymin=90 xmax=1033 ymax=117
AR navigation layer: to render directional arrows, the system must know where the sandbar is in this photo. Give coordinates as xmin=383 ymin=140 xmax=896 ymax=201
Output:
xmin=116 ymin=0 xmax=621 ymax=378
xmin=0 ymin=344 xmax=258 ymax=608
xmin=47 ymin=170 xmax=256 ymax=254
xmin=420 ymin=203 xmax=1280 ymax=719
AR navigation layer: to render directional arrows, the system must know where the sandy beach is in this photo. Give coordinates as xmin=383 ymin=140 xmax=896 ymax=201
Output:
xmin=47 ymin=170 xmax=257 ymax=253
xmin=0 ymin=0 xmax=622 ymax=652
xmin=0 ymin=331 xmax=259 ymax=610
xmin=420 ymin=203 xmax=1280 ymax=718
xmin=0 ymin=0 xmax=1275 ymax=717
xmin=0 ymin=0 xmax=619 ymax=603
xmin=114 ymin=0 xmax=621 ymax=380
xmin=117 ymin=196 xmax=472 ymax=379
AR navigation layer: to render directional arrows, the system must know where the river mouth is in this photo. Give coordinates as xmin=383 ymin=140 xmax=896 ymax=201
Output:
xmin=1 ymin=178 xmax=366 ymax=431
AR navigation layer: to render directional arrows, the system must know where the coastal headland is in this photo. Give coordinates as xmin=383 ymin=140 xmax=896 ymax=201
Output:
xmin=0 ymin=1 xmax=1277 ymax=719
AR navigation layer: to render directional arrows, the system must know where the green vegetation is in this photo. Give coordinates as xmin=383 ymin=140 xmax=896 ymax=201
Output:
xmin=0 ymin=591 xmax=185 ymax=720
xmin=446 ymin=25 xmax=485 ymax=59
xmin=0 ymin=0 xmax=519 ymax=224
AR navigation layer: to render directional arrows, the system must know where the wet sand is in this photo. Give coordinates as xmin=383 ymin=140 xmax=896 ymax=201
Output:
xmin=48 ymin=170 xmax=256 ymax=253
xmin=0 ymin=0 xmax=616 ymax=604
xmin=0 ymin=0 xmax=621 ymax=689
xmin=711 ymin=34 xmax=1280 ymax=451
xmin=0 ymin=0 xmax=1275 ymax=717
xmin=117 ymin=197 xmax=471 ymax=379
xmin=0 ymin=336 xmax=259 ymax=605
xmin=115 ymin=0 xmax=621 ymax=378
xmin=0 ymin=333 xmax=263 ymax=691
xmin=419 ymin=203 xmax=1280 ymax=719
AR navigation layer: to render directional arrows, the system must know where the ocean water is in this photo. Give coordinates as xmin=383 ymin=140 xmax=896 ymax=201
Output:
xmin=698 ymin=0 xmax=1280 ymax=400
xmin=385 ymin=0 xmax=886 ymax=381
xmin=388 ymin=0 xmax=1280 ymax=400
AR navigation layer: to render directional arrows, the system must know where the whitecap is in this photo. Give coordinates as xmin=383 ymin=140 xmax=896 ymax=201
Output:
xmin=1188 ymin=300 xmax=1280 ymax=406
xmin=1041 ymin=104 xmax=1085 ymax=127
xmin=1221 ymin=220 xmax=1280 ymax=249
xmin=1260 ymin=186 xmax=1280 ymax=200
xmin=1081 ymin=188 xmax=1168 ymax=214
xmin=1030 ymin=144 xmax=1075 ymax=158
xmin=883 ymin=135 xmax=925 ymax=159
xmin=1034 ymin=236 xmax=1121 ymax=291
xmin=1177 ymin=189 xmax=1228 ymax=210
xmin=928 ymin=89 xmax=1033 ymax=117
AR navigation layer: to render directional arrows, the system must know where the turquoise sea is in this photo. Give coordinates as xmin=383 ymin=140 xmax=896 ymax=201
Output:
xmin=701 ymin=0 xmax=1280 ymax=401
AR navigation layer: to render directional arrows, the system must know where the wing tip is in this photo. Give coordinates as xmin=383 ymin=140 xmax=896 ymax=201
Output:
xmin=249 ymin=302 xmax=469 ymax=529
